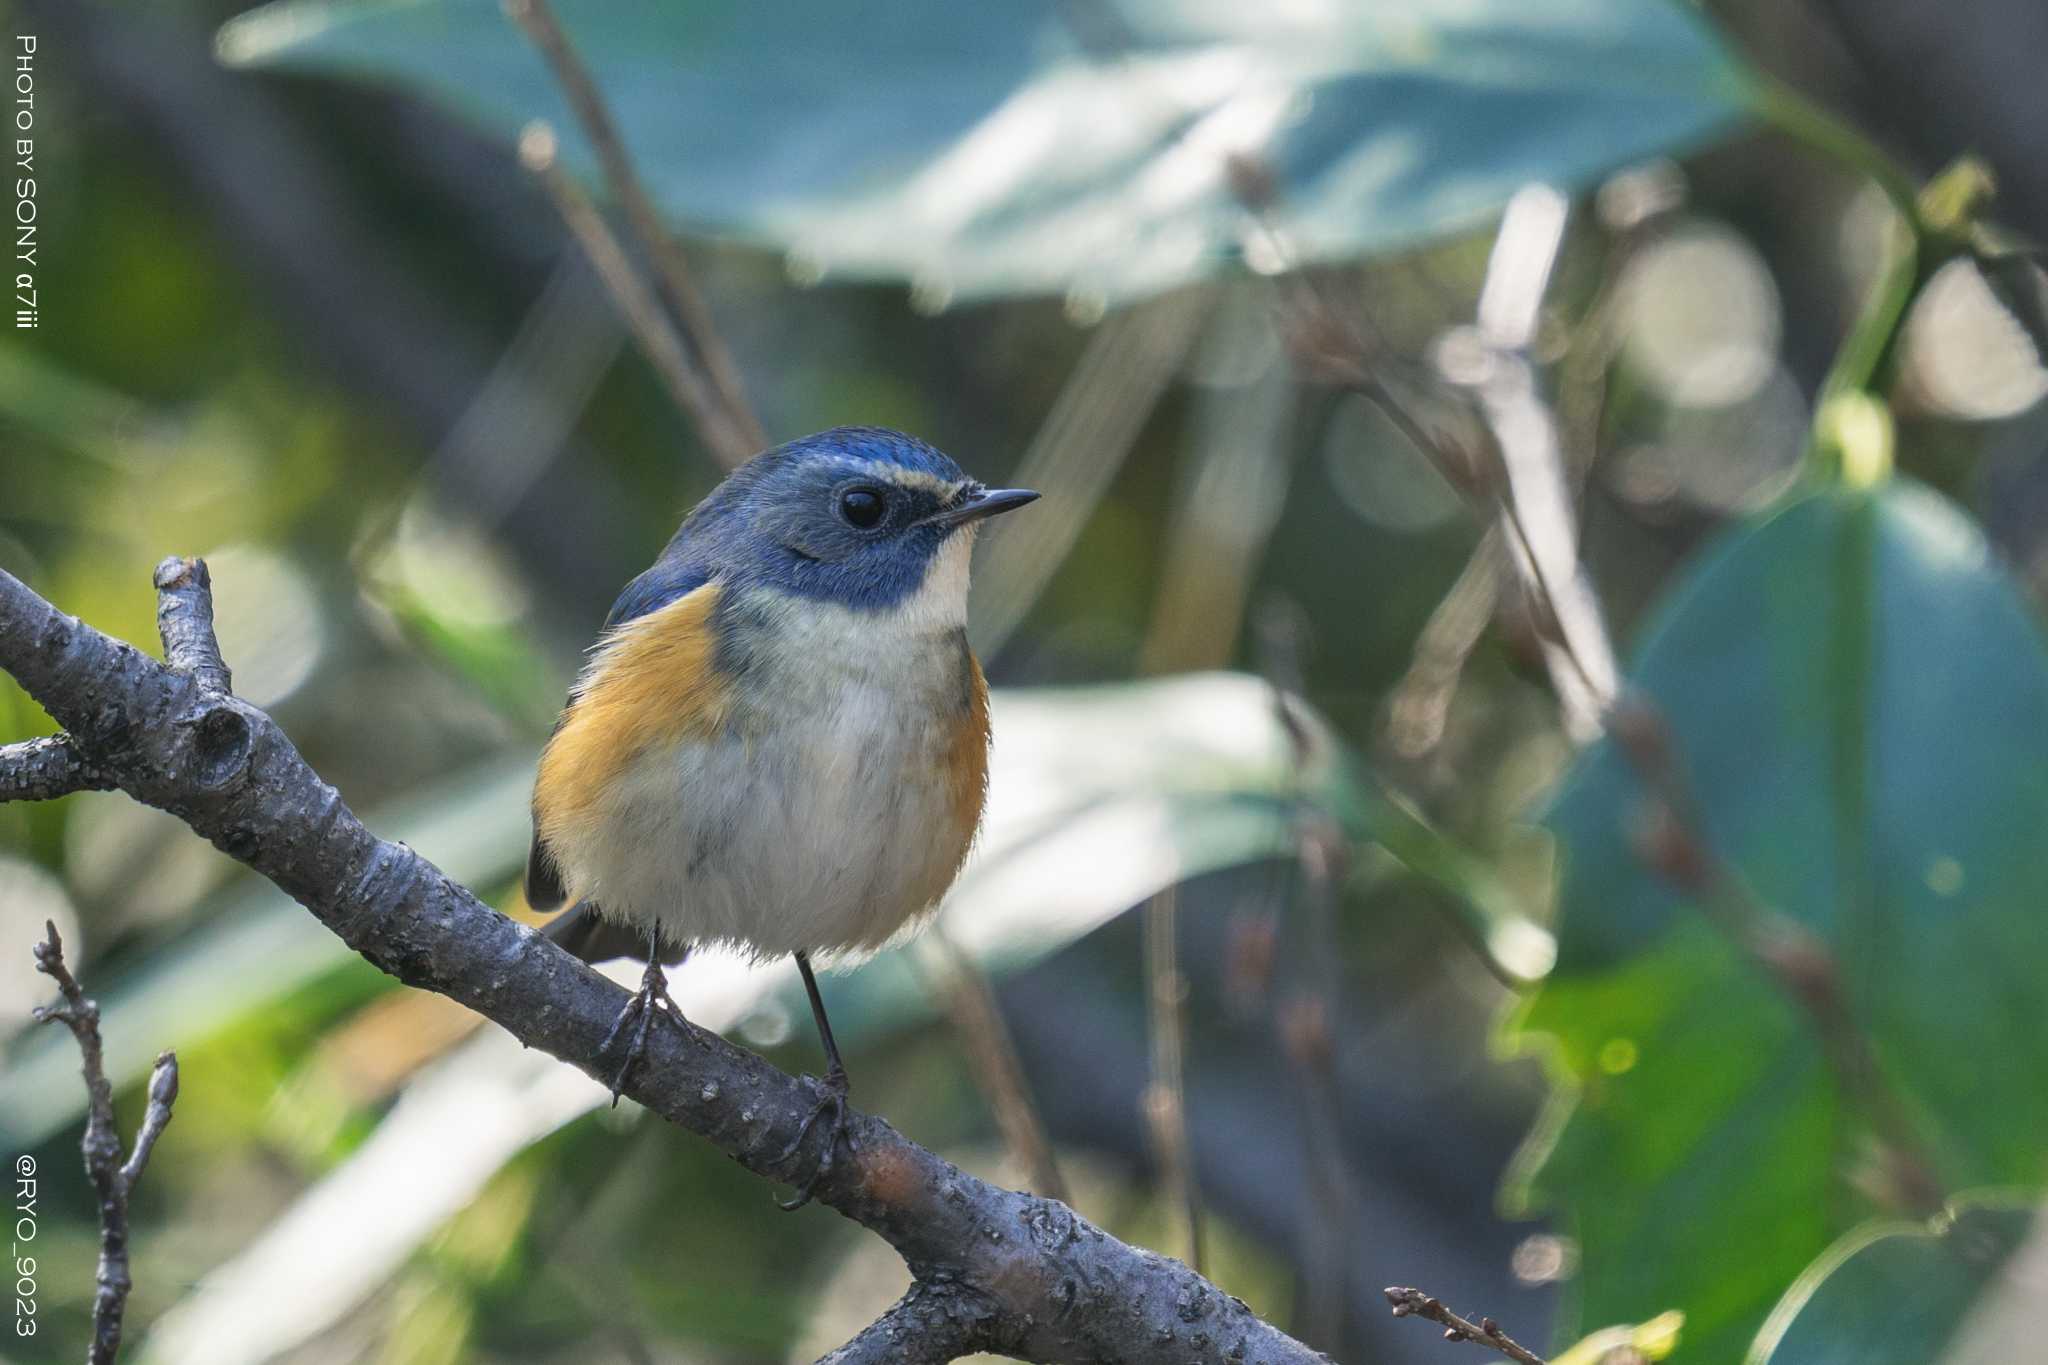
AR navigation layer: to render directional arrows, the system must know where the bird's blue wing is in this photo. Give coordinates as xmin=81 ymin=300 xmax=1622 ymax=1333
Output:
xmin=605 ymin=559 xmax=713 ymax=629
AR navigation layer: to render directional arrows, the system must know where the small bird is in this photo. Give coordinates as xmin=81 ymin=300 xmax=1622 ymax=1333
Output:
xmin=526 ymin=426 xmax=1035 ymax=1206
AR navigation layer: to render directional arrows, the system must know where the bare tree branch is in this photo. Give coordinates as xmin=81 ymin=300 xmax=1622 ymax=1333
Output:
xmin=815 ymin=1282 xmax=1002 ymax=1365
xmin=0 ymin=559 xmax=1327 ymax=1365
xmin=31 ymin=921 xmax=180 ymax=1365
xmin=1385 ymin=1286 xmax=1547 ymax=1365
xmin=0 ymin=734 xmax=115 ymax=802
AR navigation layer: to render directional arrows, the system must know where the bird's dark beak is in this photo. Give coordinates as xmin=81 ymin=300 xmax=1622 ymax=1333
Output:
xmin=921 ymin=486 xmax=1040 ymax=529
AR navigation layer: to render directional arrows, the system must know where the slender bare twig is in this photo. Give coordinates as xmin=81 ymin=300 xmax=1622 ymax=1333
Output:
xmin=0 ymin=560 xmax=1325 ymax=1365
xmin=152 ymin=556 xmax=232 ymax=694
xmin=500 ymin=0 xmax=764 ymax=465
xmin=1453 ymin=195 xmax=1949 ymax=1215
xmin=1385 ymin=1286 xmax=1547 ymax=1365
xmin=1241 ymin=138 xmax=1948 ymax=1221
xmin=1440 ymin=212 xmax=1946 ymax=1207
xmin=1385 ymin=177 xmax=1671 ymax=761
xmin=1140 ymin=885 xmax=1205 ymax=1275
xmin=1124 ymin=295 xmax=1308 ymax=1277
xmin=0 ymin=734 xmax=115 ymax=802
xmin=918 ymin=929 xmax=1071 ymax=1203
xmin=1257 ymin=601 xmax=1360 ymax=1345
xmin=516 ymin=122 xmax=757 ymax=466
xmin=1555 ymin=168 xmax=1682 ymax=482
xmin=1384 ymin=530 xmax=1504 ymax=761
xmin=1608 ymin=699 xmax=1944 ymax=1214
xmin=1450 ymin=184 xmax=1619 ymax=739
xmin=31 ymin=921 xmax=180 ymax=1365
xmin=1449 ymin=192 xmax=1946 ymax=1215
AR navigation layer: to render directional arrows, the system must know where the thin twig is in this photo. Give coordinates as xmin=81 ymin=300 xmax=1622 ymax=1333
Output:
xmin=1258 ymin=600 xmax=1360 ymax=1347
xmin=1453 ymin=195 xmax=1945 ymax=1213
xmin=919 ymin=929 xmax=1071 ymax=1203
xmin=1384 ymin=530 xmax=1503 ymax=761
xmin=1141 ymin=886 xmax=1205 ymax=1275
xmin=1448 ymin=215 xmax=1946 ymax=1209
xmin=151 ymin=556 xmax=231 ymax=694
xmin=0 ymin=734 xmax=116 ymax=802
xmin=1608 ymin=698 xmax=1944 ymax=1214
xmin=32 ymin=921 xmax=180 ymax=1365
xmin=1243 ymin=135 xmax=1948 ymax=1222
xmin=501 ymin=0 xmax=764 ymax=465
xmin=1385 ymin=1286 xmax=1547 ymax=1365
xmin=1125 ymin=293 xmax=1307 ymax=1277
xmin=516 ymin=122 xmax=758 ymax=466
xmin=1453 ymin=184 xmax=1619 ymax=738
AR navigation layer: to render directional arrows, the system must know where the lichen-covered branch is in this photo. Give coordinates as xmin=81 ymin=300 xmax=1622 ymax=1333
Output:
xmin=32 ymin=921 xmax=180 ymax=1365
xmin=0 ymin=560 xmax=1325 ymax=1365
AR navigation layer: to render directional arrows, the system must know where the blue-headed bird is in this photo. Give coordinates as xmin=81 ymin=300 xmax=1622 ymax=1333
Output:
xmin=526 ymin=427 xmax=1036 ymax=1206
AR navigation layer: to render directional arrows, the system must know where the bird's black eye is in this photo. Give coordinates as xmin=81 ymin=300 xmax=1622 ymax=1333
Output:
xmin=838 ymin=487 xmax=885 ymax=529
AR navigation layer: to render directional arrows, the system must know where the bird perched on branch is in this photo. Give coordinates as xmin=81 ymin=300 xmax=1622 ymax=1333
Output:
xmin=526 ymin=426 xmax=1036 ymax=1206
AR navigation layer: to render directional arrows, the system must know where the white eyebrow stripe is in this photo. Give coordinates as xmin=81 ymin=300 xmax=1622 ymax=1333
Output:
xmin=837 ymin=457 xmax=968 ymax=497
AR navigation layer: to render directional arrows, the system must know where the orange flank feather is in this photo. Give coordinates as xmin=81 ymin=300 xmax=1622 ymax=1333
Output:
xmin=938 ymin=651 xmax=992 ymax=885
xmin=533 ymin=583 xmax=730 ymax=891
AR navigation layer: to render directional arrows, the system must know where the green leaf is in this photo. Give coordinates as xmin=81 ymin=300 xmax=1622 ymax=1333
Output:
xmin=1749 ymin=1196 xmax=2039 ymax=1365
xmin=218 ymin=0 xmax=1750 ymax=302
xmin=1506 ymin=483 xmax=2048 ymax=1359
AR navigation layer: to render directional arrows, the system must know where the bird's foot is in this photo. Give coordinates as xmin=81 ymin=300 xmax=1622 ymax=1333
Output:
xmin=598 ymin=958 xmax=696 ymax=1105
xmin=775 ymin=1066 xmax=855 ymax=1211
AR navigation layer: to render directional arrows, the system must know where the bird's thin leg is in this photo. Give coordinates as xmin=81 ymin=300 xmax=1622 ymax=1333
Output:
xmin=597 ymin=924 xmax=692 ymax=1105
xmin=776 ymin=950 xmax=855 ymax=1210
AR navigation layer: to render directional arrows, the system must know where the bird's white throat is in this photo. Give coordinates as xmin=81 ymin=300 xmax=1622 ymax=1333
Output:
xmin=895 ymin=524 xmax=977 ymax=634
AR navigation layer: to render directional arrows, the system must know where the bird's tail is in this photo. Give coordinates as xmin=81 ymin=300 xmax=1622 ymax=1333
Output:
xmin=540 ymin=901 xmax=690 ymax=968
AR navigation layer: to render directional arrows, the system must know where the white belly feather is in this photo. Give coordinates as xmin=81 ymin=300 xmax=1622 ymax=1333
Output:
xmin=572 ymin=533 xmax=980 ymax=959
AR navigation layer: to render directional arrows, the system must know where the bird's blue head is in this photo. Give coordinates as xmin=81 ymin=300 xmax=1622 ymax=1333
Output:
xmin=650 ymin=427 xmax=1036 ymax=619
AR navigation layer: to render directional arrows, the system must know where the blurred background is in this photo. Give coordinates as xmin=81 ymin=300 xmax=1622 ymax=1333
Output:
xmin=5 ymin=0 xmax=2048 ymax=1362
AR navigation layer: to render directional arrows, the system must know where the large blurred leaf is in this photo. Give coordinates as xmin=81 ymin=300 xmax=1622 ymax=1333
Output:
xmin=1506 ymin=483 xmax=2048 ymax=1359
xmin=218 ymin=0 xmax=1749 ymax=302
xmin=1749 ymin=1196 xmax=2039 ymax=1365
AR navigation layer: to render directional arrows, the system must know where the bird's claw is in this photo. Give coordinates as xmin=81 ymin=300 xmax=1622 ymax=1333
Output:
xmin=598 ymin=959 xmax=694 ymax=1105
xmin=775 ymin=1068 xmax=855 ymax=1211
